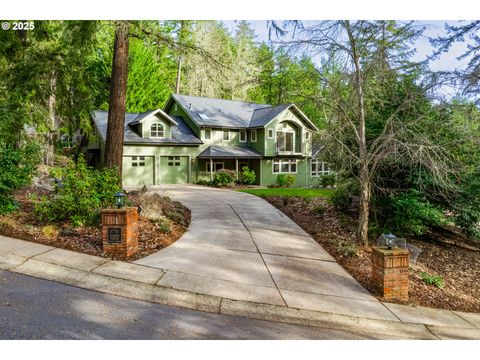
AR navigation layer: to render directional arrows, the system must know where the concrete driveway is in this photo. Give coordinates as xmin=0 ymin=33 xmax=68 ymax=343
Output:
xmin=135 ymin=185 xmax=397 ymax=321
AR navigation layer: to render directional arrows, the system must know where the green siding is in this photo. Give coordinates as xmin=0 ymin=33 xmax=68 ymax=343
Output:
xmin=249 ymin=129 xmax=265 ymax=154
xmin=166 ymin=101 xmax=201 ymax=138
xmin=264 ymin=109 xmax=313 ymax=157
xmin=140 ymin=116 xmax=171 ymax=139
xmin=260 ymin=158 xmax=309 ymax=187
xmin=199 ymin=129 xmax=243 ymax=151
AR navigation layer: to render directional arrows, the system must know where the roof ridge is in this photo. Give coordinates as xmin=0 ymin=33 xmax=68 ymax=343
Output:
xmin=173 ymin=93 xmax=271 ymax=107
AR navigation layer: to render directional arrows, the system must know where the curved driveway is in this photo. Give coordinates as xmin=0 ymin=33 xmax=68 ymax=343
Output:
xmin=135 ymin=185 xmax=397 ymax=321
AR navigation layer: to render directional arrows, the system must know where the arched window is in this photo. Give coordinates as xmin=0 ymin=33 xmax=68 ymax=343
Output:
xmin=150 ymin=122 xmax=164 ymax=138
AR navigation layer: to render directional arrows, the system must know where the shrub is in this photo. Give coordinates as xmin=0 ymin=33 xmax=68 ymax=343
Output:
xmin=34 ymin=155 xmax=121 ymax=227
xmin=320 ymin=173 xmax=336 ymax=187
xmin=213 ymin=169 xmax=235 ymax=186
xmin=331 ymin=181 xmax=359 ymax=212
xmin=150 ymin=216 xmax=171 ymax=234
xmin=0 ymin=143 xmax=41 ymax=214
xmin=338 ymin=242 xmax=358 ymax=257
xmin=385 ymin=190 xmax=446 ymax=236
xmin=239 ymin=166 xmax=256 ymax=185
xmin=194 ymin=178 xmax=212 ymax=186
xmin=164 ymin=209 xmax=187 ymax=226
xmin=420 ymin=272 xmax=445 ymax=289
xmin=276 ymin=174 xmax=296 ymax=188
xmin=313 ymin=204 xmax=326 ymax=215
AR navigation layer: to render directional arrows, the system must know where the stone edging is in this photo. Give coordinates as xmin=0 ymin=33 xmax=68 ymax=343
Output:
xmin=1 ymin=248 xmax=479 ymax=340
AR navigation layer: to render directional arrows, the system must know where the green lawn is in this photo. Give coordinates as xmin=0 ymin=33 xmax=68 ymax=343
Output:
xmin=237 ymin=187 xmax=334 ymax=198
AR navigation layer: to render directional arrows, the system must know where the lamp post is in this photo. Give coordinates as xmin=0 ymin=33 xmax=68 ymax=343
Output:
xmin=114 ymin=191 xmax=125 ymax=208
xmin=384 ymin=233 xmax=397 ymax=250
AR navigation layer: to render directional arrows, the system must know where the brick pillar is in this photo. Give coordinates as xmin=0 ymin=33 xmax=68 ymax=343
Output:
xmin=101 ymin=207 xmax=138 ymax=257
xmin=371 ymin=247 xmax=409 ymax=302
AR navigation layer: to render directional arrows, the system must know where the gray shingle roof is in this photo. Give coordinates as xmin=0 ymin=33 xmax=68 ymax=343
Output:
xmin=197 ymin=145 xmax=263 ymax=158
xmin=173 ymin=94 xmax=269 ymax=128
xmin=312 ymin=143 xmax=324 ymax=157
xmin=171 ymin=94 xmax=318 ymax=130
xmin=91 ymin=111 xmax=202 ymax=145
xmin=250 ymin=104 xmax=292 ymax=128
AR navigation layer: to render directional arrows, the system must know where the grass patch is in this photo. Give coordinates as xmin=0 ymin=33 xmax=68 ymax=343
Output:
xmin=237 ymin=188 xmax=334 ymax=198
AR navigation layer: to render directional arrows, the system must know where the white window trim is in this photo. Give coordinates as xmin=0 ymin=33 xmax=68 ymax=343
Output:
xmin=272 ymin=159 xmax=298 ymax=174
xmin=251 ymin=129 xmax=257 ymax=143
xmin=275 ymin=129 xmax=295 ymax=153
xmin=206 ymin=162 xmax=225 ymax=172
xmin=223 ymin=130 xmax=230 ymax=141
xmin=267 ymin=128 xmax=274 ymax=139
xmin=239 ymin=130 xmax=247 ymax=143
xmin=150 ymin=122 xmax=165 ymax=139
xmin=204 ymin=128 xmax=211 ymax=141
xmin=311 ymin=159 xmax=331 ymax=176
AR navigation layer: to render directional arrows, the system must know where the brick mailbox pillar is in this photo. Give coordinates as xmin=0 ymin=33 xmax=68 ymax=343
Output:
xmin=101 ymin=207 xmax=139 ymax=257
xmin=371 ymin=247 xmax=409 ymax=302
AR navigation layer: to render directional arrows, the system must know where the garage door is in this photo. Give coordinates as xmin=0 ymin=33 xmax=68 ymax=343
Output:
xmin=160 ymin=156 xmax=188 ymax=184
xmin=122 ymin=156 xmax=154 ymax=186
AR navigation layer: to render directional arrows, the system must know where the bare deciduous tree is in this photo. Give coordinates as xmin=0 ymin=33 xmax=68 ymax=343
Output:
xmin=273 ymin=20 xmax=456 ymax=246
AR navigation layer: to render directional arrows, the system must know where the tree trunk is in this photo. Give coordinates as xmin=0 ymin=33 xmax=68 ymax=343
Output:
xmin=105 ymin=21 xmax=130 ymax=179
xmin=345 ymin=21 xmax=370 ymax=246
xmin=358 ymin=164 xmax=371 ymax=247
xmin=175 ymin=55 xmax=182 ymax=94
xmin=45 ymin=76 xmax=57 ymax=166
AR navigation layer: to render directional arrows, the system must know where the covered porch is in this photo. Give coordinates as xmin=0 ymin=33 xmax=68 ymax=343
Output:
xmin=195 ymin=145 xmax=263 ymax=185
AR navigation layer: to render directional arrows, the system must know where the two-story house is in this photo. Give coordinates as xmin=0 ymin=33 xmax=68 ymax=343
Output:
xmin=88 ymin=94 xmax=327 ymax=187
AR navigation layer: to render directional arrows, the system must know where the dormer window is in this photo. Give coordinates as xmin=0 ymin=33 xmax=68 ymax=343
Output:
xmin=150 ymin=123 xmax=164 ymax=138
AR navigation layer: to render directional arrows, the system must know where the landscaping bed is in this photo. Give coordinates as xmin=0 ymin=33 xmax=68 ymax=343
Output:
xmin=0 ymin=187 xmax=190 ymax=261
xmin=264 ymin=195 xmax=480 ymax=313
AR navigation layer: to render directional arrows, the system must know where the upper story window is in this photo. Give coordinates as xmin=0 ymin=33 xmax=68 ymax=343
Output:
xmin=204 ymin=129 xmax=211 ymax=140
xmin=251 ymin=130 xmax=257 ymax=143
xmin=268 ymin=129 xmax=274 ymax=139
xmin=239 ymin=130 xmax=247 ymax=142
xmin=223 ymin=130 xmax=230 ymax=141
xmin=150 ymin=122 xmax=164 ymax=138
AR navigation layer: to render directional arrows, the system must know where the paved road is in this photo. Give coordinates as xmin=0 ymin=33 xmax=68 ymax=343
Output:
xmin=135 ymin=185 xmax=396 ymax=321
xmin=0 ymin=270 xmax=376 ymax=340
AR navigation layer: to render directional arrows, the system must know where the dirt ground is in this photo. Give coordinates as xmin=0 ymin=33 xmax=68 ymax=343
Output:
xmin=265 ymin=195 xmax=480 ymax=313
xmin=0 ymin=187 xmax=190 ymax=261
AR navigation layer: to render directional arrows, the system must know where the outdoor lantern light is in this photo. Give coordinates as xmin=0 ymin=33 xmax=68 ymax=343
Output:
xmin=384 ymin=233 xmax=397 ymax=250
xmin=114 ymin=192 xmax=125 ymax=208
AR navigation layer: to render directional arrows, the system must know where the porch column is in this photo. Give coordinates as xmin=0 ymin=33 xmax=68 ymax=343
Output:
xmin=209 ymin=158 xmax=213 ymax=181
xmin=235 ymin=158 xmax=239 ymax=180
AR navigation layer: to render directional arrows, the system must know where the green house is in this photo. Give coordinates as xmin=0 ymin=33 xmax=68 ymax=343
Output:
xmin=87 ymin=94 xmax=330 ymax=187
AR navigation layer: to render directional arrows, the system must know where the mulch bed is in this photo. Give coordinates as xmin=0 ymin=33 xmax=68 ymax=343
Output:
xmin=0 ymin=187 xmax=190 ymax=262
xmin=265 ymin=195 xmax=480 ymax=313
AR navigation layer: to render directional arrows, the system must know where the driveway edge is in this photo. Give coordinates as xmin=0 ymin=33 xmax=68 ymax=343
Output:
xmin=1 ymin=247 xmax=479 ymax=339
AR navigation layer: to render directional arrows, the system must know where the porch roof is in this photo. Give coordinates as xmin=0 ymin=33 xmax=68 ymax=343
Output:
xmin=197 ymin=145 xmax=263 ymax=159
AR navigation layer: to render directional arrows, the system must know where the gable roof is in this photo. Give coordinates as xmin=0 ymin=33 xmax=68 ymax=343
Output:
xmin=128 ymin=108 xmax=178 ymax=126
xmin=91 ymin=111 xmax=202 ymax=145
xmin=167 ymin=94 xmax=319 ymax=131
